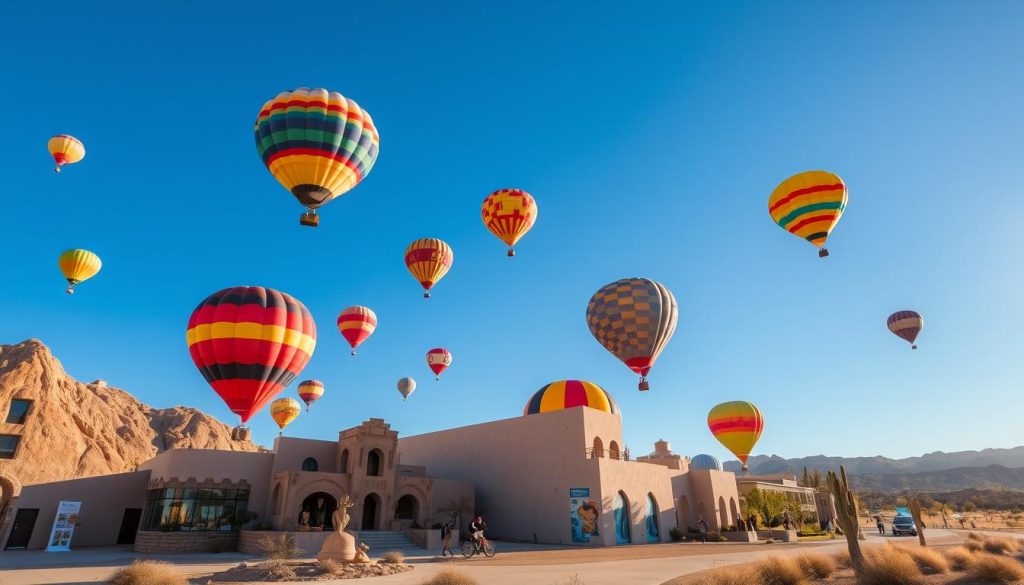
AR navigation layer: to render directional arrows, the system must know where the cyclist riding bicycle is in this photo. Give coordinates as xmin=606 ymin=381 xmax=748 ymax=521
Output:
xmin=468 ymin=515 xmax=488 ymax=552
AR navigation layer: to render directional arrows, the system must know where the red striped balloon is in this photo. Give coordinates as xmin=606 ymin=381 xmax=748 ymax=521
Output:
xmin=337 ymin=306 xmax=377 ymax=355
xmin=186 ymin=286 xmax=316 ymax=424
xmin=426 ymin=348 xmax=452 ymax=380
xmin=297 ymin=379 xmax=325 ymax=411
xmin=887 ymin=310 xmax=923 ymax=349
xmin=707 ymin=401 xmax=764 ymax=471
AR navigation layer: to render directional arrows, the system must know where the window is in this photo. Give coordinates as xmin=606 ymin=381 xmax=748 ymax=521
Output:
xmin=367 ymin=449 xmax=382 ymax=477
xmin=5 ymin=400 xmax=31 ymax=425
xmin=592 ymin=437 xmax=604 ymax=458
xmin=301 ymin=457 xmax=318 ymax=472
xmin=0 ymin=435 xmax=20 ymax=459
xmin=141 ymin=487 xmax=250 ymax=531
xmin=340 ymin=449 xmax=350 ymax=473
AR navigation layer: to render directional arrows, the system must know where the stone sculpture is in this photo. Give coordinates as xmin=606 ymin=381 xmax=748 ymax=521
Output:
xmin=317 ymin=495 xmax=357 ymax=563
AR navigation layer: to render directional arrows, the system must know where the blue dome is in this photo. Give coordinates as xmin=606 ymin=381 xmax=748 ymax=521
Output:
xmin=690 ymin=454 xmax=721 ymax=471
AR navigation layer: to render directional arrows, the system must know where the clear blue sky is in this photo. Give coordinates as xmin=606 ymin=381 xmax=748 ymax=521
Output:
xmin=3 ymin=2 xmax=1023 ymax=461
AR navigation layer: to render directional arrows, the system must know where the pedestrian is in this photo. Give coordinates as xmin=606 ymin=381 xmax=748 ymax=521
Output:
xmin=440 ymin=519 xmax=454 ymax=558
xmin=698 ymin=515 xmax=709 ymax=543
xmin=748 ymin=513 xmax=757 ymax=531
xmin=876 ymin=515 xmax=885 ymax=535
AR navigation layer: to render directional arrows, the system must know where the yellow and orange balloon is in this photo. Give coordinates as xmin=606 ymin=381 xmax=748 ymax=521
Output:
xmin=707 ymin=401 xmax=764 ymax=472
xmin=58 ymin=249 xmax=102 ymax=294
xmin=270 ymin=397 xmax=302 ymax=434
xmin=48 ymin=134 xmax=85 ymax=173
xmin=481 ymin=188 xmax=538 ymax=257
xmin=405 ymin=238 xmax=453 ymax=298
xmin=768 ymin=170 xmax=847 ymax=257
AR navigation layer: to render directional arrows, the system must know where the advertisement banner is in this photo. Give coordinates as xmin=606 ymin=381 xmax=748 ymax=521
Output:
xmin=569 ymin=487 xmax=599 ymax=543
xmin=45 ymin=501 xmax=82 ymax=552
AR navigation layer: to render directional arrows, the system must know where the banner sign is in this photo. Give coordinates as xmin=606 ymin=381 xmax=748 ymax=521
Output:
xmin=45 ymin=501 xmax=81 ymax=552
xmin=569 ymin=487 xmax=599 ymax=543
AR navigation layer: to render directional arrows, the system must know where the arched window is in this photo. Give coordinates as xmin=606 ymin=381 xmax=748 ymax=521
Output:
xmin=609 ymin=440 xmax=620 ymax=460
xmin=592 ymin=437 xmax=604 ymax=458
xmin=367 ymin=449 xmax=382 ymax=477
xmin=394 ymin=494 xmax=419 ymax=521
xmin=729 ymin=497 xmax=740 ymax=529
xmin=614 ymin=491 xmax=631 ymax=545
xmin=645 ymin=493 xmax=660 ymax=542
xmin=340 ymin=449 xmax=350 ymax=473
xmin=301 ymin=457 xmax=318 ymax=472
xmin=718 ymin=496 xmax=728 ymax=530
xmin=272 ymin=483 xmax=282 ymax=515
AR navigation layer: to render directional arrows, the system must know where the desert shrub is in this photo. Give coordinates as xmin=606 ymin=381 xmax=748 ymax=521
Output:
xmin=903 ymin=546 xmax=949 ymax=574
xmin=968 ymin=531 xmax=985 ymax=541
xmin=693 ymin=566 xmax=756 ymax=585
xmin=859 ymin=545 xmax=923 ymax=585
xmin=258 ymin=532 xmax=301 ymax=560
xmin=669 ymin=527 xmax=684 ymax=541
xmin=752 ymin=555 xmax=807 ymax=585
xmin=421 ymin=569 xmax=479 ymax=585
xmin=832 ymin=551 xmax=853 ymax=569
xmin=382 ymin=550 xmax=406 ymax=564
xmin=561 ymin=574 xmax=584 ymax=585
xmin=795 ymin=552 xmax=836 ymax=579
xmin=261 ymin=560 xmax=296 ymax=580
xmin=109 ymin=561 xmax=187 ymax=585
xmin=984 ymin=536 xmax=1021 ymax=555
xmin=967 ymin=552 xmax=1024 ymax=583
xmin=944 ymin=546 xmax=975 ymax=571
xmin=315 ymin=558 xmax=340 ymax=575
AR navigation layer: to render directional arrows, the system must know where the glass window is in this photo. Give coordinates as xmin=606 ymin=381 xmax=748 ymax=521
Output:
xmin=5 ymin=400 xmax=31 ymax=424
xmin=0 ymin=434 xmax=20 ymax=459
xmin=302 ymin=457 xmax=318 ymax=471
xmin=140 ymin=487 xmax=250 ymax=532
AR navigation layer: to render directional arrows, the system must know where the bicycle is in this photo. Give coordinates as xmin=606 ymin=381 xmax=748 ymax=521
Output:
xmin=462 ymin=536 xmax=496 ymax=558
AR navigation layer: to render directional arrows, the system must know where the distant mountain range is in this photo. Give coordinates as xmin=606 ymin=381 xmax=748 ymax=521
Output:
xmin=722 ymin=448 xmax=1024 ymax=493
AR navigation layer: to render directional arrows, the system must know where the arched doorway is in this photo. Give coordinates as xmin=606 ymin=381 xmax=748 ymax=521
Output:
xmin=614 ymin=491 xmax=631 ymax=544
xmin=299 ymin=492 xmax=337 ymax=530
xmin=729 ymin=498 xmax=740 ymax=529
xmin=362 ymin=494 xmax=380 ymax=530
xmin=395 ymin=494 xmax=419 ymax=523
xmin=367 ymin=450 xmax=382 ymax=477
xmin=271 ymin=484 xmax=282 ymax=516
xmin=609 ymin=441 xmax=620 ymax=460
xmin=592 ymin=437 xmax=604 ymax=458
xmin=645 ymin=493 xmax=660 ymax=542
xmin=718 ymin=496 xmax=728 ymax=529
xmin=676 ymin=495 xmax=690 ymax=532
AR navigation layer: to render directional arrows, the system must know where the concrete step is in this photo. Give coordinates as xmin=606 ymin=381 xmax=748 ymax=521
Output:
xmin=355 ymin=531 xmax=419 ymax=550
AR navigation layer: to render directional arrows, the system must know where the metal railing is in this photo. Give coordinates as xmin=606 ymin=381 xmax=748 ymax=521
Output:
xmin=585 ymin=448 xmax=630 ymax=461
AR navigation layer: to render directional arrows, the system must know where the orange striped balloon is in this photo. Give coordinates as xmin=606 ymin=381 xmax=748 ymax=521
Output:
xmin=768 ymin=170 xmax=847 ymax=258
xmin=270 ymin=397 xmax=301 ymax=434
xmin=48 ymin=134 xmax=85 ymax=173
xmin=707 ymin=401 xmax=764 ymax=471
xmin=337 ymin=306 xmax=377 ymax=355
xmin=404 ymin=238 xmax=454 ymax=298
xmin=481 ymin=188 xmax=538 ymax=257
xmin=297 ymin=379 xmax=325 ymax=411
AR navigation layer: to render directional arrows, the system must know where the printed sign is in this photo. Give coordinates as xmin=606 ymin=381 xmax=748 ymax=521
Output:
xmin=45 ymin=501 xmax=82 ymax=552
xmin=569 ymin=487 xmax=599 ymax=543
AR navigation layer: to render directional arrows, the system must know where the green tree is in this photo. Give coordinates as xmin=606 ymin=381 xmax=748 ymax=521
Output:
xmin=812 ymin=469 xmax=823 ymax=488
xmin=963 ymin=501 xmax=977 ymax=513
xmin=744 ymin=488 xmax=788 ymax=537
xmin=801 ymin=467 xmax=811 ymax=487
xmin=785 ymin=494 xmax=806 ymax=528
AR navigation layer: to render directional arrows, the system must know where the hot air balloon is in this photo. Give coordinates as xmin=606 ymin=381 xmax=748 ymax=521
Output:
xmin=887 ymin=310 xmax=924 ymax=349
xmin=405 ymin=238 xmax=453 ymax=298
xmin=297 ymin=379 xmax=325 ymax=411
xmin=586 ymin=278 xmax=678 ymax=391
xmin=254 ymin=88 xmax=380 ymax=227
xmin=336 ymin=306 xmax=377 ymax=355
xmin=426 ymin=348 xmax=452 ymax=380
xmin=58 ymin=249 xmax=102 ymax=294
xmin=270 ymin=397 xmax=301 ymax=434
xmin=48 ymin=134 xmax=85 ymax=173
xmin=707 ymin=401 xmax=764 ymax=472
xmin=397 ymin=377 xmax=416 ymax=401
xmin=186 ymin=286 xmax=316 ymax=427
xmin=481 ymin=188 xmax=538 ymax=257
xmin=768 ymin=170 xmax=847 ymax=257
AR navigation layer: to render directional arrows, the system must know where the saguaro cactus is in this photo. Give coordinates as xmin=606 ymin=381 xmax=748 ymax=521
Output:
xmin=909 ymin=497 xmax=927 ymax=546
xmin=827 ymin=465 xmax=864 ymax=571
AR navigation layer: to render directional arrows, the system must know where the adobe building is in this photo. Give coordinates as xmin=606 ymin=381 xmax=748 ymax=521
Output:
xmin=735 ymin=473 xmax=836 ymax=527
xmin=2 ymin=382 xmax=744 ymax=550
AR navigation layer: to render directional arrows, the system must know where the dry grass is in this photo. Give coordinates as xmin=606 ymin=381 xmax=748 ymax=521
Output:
xmin=260 ymin=560 xmax=297 ymax=580
xmin=943 ymin=546 xmax=976 ymax=571
xmin=859 ymin=545 xmax=923 ymax=585
xmin=691 ymin=566 xmax=756 ymax=585
xmin=382 ymin=550 xmax=406 ymax=564
xmin=795 ymin=552 xmax=836 ymax=579
xmin=315 ymin=557 xmax=341 ymax=575
xmin=903 ymin=546 xmax=949 ymax=574
xmin=968 ymin=531 xmax=986 ymax=541
xmin=258 ymin=532 xmax=301 ymax=560
xmin=109 ymin=561 xmax=187 ymax=585
xmin=984 ymin=536 xmax=1022 ymax=555
xmin=751 ymin=555 xmax=807 ymax=585
xmin=422 ymin=568 xmax=480 ymax=585
xmin=966 ymin=552 xmax=1024 ymax=583
xmin=832 ymin=551 xmax=853 ymax=570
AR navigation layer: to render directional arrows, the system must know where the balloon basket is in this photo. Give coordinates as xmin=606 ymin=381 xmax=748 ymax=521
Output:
xmin=423 ymin=292 xmax=431 ymax=299
xmin=231 ymin=426 xmax=251 ymax=441
xmin=299 ymin=212 xmax=320 ymax=227
xmin=350 ymin=350 xmax=357 ymax=356
xmin=507 ymin=248 xmax=515 ymax=257
xmin=54 ymin=165 xmax=62 ymax=174
xmin=911 ymin=345 xmax=917 ymax=350
xmin=65 ymin=286 xmax=74 ymax=295
xmin=638 ymin=380 xmax=650 ymax=391
xmin=818 ymin=248 xmax=829 ymax=258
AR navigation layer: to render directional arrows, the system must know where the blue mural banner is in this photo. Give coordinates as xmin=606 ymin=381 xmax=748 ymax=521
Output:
xmin=569 ymin=487 xmax=599 ymax=543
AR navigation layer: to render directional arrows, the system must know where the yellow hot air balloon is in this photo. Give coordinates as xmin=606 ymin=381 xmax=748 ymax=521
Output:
xmin=58 ymin=249 xmax=102 ymax=294
xmin=270 ymin=397 xmax=301 ymax=435
xmin=481 ymin=188 xmax=538 ymax=257
xmin=48 ymin=134 xmax=85 ymax=173
xmin=768 ymin=170 xmax=847 ymax=257
xmin=707 ymin=401 xmax=764 ymax=472
xmin=404 ymin=238 xmax=454 ymax=298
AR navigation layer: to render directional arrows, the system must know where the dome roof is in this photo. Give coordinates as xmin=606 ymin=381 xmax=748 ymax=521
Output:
xmin=524 ymin=380 xmax=619 ymax=416
xmin=690 ymin=454 xmax=721 ymax=471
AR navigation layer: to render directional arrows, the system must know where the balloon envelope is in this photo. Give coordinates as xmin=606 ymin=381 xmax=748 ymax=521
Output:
xmin=405 ymin=238 xmax=453 ymax=298
xmin=270 ymin=397 xmax=301 ymax=431
xmin=337 ymin=306 xmax=377 ymax=354
xmin=887 ymin=310 xmax=924 ymax=349
xmin=768 ymin=170 xmax=847 ymax=257
xmin=426 ymin=348 xmax=452 ymax=380
xmin=523 ymin=380 xmax=618 ymax=417
xmin=58 ymin=249 xmax=101 ymax=294
xmin=397 ymin=377 xmax=417 ymax=401
xmin=186 ymin=286 xmax=316 ymax=424
xmin=48 ymin=134 xmax=85 ymax=173
xmin=586 ymin=278 xmax=678 ymax=390
xmin=481 ymin=188 xmax=538 ymax=256
xmin=707 ymin=401 xmax=764 ymax=471
xmin=297 ymin=379 xmax=325 ymax=411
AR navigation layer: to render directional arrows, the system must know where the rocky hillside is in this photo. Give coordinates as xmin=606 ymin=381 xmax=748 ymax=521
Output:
xmin=0 ymin=339 xmax=259 ymax=494
xmin=727 ymin=448 xmax=1024 ymax=476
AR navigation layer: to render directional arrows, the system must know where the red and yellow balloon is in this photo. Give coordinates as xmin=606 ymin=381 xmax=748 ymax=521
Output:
xmin=405 ymin=238 xmax=453 ymax=298
xmin=270 ymin=397 xmax=301 ymax=434
xmin=481 ymin=188 xmax=538 ymax=257
xmin=58 ymin=249 xmax=102 ymax=294
xmin=297 ymin=380 xmax=325 ymax=411
xmin=768 ymin=170 xmax=847 ymax=258
xmin=707 ymin=401 xmax=764 ymax=471
xmin=48 ymin=134 xmax=85 ymax=173
xmin=337 ymin=306 xmax=377 ymax=355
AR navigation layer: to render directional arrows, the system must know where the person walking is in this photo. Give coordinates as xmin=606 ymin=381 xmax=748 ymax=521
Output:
xmin=440 ymin=519 xmax=454 ymax=558
xmin=698 ymin=515 xmax=710 ymax=543
xmin=876 ymin=515 xmax=885 ymax=535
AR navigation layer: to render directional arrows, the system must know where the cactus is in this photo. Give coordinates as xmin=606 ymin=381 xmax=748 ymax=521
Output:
xmin=827 ymin=465 xmax=864 ymax=571
xmin=909 ymin=497 xmax=927 ymax=546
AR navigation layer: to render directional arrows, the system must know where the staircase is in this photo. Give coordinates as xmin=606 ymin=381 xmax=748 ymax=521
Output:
xmin=355 ymin=530 xmax=420 ymax=551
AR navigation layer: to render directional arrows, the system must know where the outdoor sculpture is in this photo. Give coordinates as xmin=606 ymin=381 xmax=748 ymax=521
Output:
xmin=317 ymin=495 xmax=358 ymax=563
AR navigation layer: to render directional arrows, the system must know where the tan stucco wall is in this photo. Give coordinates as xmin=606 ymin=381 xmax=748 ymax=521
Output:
xmin=593 ymin=457 xmax=677 ymax=545
xmin=672 ymin=469 xmax=741 ymax=531
xmin=5 ymin=471 xmax=150 ymax=550
xmin=270 ymin=436 xmax=338 ymax=474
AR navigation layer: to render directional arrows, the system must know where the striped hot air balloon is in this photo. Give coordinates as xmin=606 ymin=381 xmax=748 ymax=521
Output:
xmin=768 ymin=170 xmax=848 ymax=257
xmin=58 ymin=249 xmax=102 ymax=294
xmin=586 ymin=278 xmax=678 ymax=391
xmin=270 ymin=397 xmax=301 ymax=434
xmin=405 ymin=238 xmax=453 ymax=298
xmin=887 ymin=310 xmax=924 ymax=349
xmin=426 ymin=348 xmax=452 ymax=380
xmin=297 ymin=379 xmax=325 ymax=411
xmin=254 ymin=88 xmax=380 ymax=227
xmin=186 ymin=286 xmax=316 ymax=426
xmin=707 ymin=401 xmax=764 ymax=472
xmin=481 ymin=188 xmax=538 ymax=257
xmin=337 ymin=306 xmax=377 ymax=355
xmin=48 ymin=134 xmax=85 ymax=173
xmin=523 ymin=380 xmax=619 ymax=417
